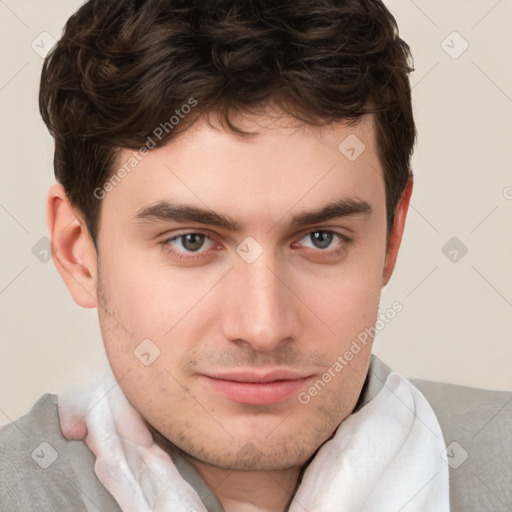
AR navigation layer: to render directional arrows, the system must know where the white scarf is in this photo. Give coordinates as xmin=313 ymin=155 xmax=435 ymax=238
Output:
xmin=59 ymin=367 xmax=450 ymax=512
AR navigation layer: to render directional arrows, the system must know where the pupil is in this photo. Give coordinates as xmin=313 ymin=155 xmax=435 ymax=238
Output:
xmin=183 ymin=234 xmax=204 ymax=251
xmin=311 ymin=231 xmax=332 ymax=249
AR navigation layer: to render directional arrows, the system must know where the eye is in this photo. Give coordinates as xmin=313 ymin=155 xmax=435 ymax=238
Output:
xmin=297 ymin=230 xmax=346 ymax=251
xmin=162 ymin=232 xmax=217 ymax=258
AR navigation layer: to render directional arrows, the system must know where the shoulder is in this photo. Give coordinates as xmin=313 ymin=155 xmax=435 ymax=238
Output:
xmin=364 ymin=357 xmax=512 ymax=510
xmin=411 ymin=377 xmax=512 ymax=512
xmin=0 ymin=393 xmax=120 ymax=511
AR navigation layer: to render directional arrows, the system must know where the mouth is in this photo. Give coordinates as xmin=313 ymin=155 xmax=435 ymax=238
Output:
xmin=200 ymin=370 xmax=314 ymax=405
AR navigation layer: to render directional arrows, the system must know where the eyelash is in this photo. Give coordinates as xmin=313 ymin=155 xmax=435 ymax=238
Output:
xmin=160 ymin=229 xmax=351 ymax=262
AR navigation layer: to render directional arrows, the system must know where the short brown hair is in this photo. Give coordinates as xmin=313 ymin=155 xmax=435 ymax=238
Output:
xmin=40 ymin=0 xmax=415 ymax=242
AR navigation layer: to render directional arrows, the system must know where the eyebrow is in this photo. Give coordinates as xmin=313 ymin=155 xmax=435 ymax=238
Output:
xmin=133 ymin=197 xmax=372 ymax=231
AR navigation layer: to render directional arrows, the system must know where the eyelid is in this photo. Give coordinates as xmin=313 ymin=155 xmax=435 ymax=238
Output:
xmin=161 ymin=228 xmax=216 ymax=243
xmin=293 ymin=226 xmax=350 ymax=242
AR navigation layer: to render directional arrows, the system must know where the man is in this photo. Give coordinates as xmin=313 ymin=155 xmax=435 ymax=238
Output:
xmin=1 ymin=0 xmax=510 ymax=511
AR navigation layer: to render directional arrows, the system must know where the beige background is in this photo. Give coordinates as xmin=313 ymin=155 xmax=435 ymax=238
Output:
xmin=1 ymin=0 xmax=511 ymax=425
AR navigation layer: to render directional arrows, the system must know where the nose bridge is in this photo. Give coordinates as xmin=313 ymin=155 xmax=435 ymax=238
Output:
xmin=223 ymin=251 xmax=300 ymax=351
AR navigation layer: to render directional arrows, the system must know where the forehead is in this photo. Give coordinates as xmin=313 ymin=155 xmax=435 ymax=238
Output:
xmin=100 ymin=113 xmax=385 ymax=232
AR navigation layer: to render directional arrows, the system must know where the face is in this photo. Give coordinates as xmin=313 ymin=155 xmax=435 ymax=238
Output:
xmin=94 ymin=113 xmax=389 ymax=471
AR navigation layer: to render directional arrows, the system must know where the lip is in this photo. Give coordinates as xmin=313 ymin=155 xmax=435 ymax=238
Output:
xmin=200 ymin=370 xmax=314 ymax=405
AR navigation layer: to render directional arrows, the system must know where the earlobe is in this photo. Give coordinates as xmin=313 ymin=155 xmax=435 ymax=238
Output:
xmin=46 ymin=183 xmax=98 ymax=308
xmin=382 ymin=176 xmax=413 ymax=287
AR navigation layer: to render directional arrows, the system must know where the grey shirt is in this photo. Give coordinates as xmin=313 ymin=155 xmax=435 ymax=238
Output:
xmin=1 ymin=356 xmax=511 ymax=511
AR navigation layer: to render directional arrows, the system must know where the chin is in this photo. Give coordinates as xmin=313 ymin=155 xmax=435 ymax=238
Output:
xmin=172 ymin=428 xmax=321 ymax=472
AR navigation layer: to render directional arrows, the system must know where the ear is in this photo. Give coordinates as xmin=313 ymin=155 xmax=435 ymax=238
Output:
xmin=47 ymin=183 xmax=98 ymax=308
xmin=382 ymin=176 xmax=413 ymax=287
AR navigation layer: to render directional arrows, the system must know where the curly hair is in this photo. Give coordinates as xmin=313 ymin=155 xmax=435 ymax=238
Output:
xmin=39 ymin=0 xmax=415 ymax=242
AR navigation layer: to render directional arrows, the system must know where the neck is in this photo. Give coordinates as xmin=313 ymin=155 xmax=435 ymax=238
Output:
xmin=191 ymin=459 xmax=303 ymax=512
xmin=148 ymin=425 xmax=304 ymax=511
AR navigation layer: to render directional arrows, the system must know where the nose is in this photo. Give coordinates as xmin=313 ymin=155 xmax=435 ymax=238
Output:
xmin=220 ymin=254 xmax=302 ymax=352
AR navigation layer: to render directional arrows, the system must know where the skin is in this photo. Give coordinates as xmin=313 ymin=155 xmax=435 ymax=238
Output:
xmin=48 ymin=111 xmax=412 ymax=512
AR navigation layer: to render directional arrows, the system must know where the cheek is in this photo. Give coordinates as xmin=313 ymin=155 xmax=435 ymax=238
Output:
xmin=316 ymin=278 xmax=381 ymax=356
xmin=305 ymin=241 xmax=386 ymax=341
xmin=97 ymin=238 xmax=193 ymax=335
xmin=96 ymin=240 xmax=227 ymax=377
